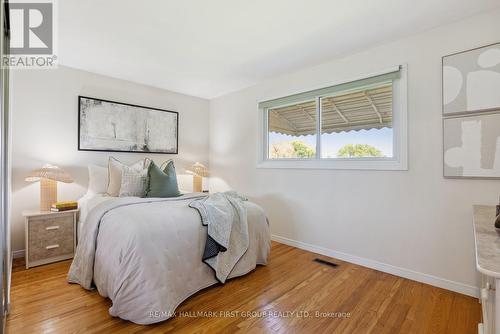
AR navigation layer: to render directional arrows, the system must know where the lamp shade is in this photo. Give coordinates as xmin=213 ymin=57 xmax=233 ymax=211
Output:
xmin=25 ymin=164 xmax=74 ymax=183
xmin=186 ymin=162 xmax=209 ymax=177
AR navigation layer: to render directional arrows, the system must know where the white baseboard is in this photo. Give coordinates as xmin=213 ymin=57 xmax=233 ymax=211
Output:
xmin=271 ymin=234 xmax=479 ymax=298
xmin=12 ymin=249 xmax=25 ymax=259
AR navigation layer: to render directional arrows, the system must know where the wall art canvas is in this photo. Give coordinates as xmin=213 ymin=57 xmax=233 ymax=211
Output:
xmin=442 ymin=42 xmax=500 ymax=115
xmin=78 ymin=96 xmax=178 ymax=154
xmin=444 ymin=113 xmax=500 ymax=178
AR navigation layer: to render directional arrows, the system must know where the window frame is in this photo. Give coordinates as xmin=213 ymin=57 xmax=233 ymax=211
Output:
xmin=257 ymin=65 xmax=408 ymax=170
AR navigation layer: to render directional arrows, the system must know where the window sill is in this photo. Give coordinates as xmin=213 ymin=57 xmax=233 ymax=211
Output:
xmin=256 ymin=158 xmax=408 ymax=171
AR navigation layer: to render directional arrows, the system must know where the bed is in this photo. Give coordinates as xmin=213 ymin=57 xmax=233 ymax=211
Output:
xmin=68 ymin=192 xmax=271 ymax=324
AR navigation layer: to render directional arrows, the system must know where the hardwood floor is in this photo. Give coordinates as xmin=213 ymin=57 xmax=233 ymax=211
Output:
xmin=7 ymin=242 xmax=480 ymax=333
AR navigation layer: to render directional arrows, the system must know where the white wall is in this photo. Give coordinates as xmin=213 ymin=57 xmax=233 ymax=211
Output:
xmin=11 ymin=66 xmax=209 ymax=252
xmin=209 ymin=9 xmax=500 ymax=295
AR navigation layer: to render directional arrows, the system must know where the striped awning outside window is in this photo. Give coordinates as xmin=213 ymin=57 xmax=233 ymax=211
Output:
xmin=261 ymin=67 xmax=399 ymax=136
xmin=268 ymin=83 xmax=392 ymax=136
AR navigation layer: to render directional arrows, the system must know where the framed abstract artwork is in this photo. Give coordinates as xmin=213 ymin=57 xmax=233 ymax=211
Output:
xmin=442 ymin=42 xmax=500 ymax=178
xmin=444 ymin=113 xmax=500 ymax=178
xmin=442 ymin=42 xmax=500 ymax=115
xmin=78 ymin=96 xmax=178 ymax=154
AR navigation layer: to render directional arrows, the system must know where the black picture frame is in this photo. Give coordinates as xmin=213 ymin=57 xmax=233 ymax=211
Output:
xmin=78 ymin=96 xmax=179 ymax=154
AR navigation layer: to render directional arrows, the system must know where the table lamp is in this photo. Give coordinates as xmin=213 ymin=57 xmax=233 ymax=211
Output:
xmin=25 ymin=164 xmax=74 ymax=211
xmin=186 ymin=162 xmax=208 ymax=193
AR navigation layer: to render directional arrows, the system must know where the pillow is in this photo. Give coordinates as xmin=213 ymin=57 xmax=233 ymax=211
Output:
xmin=145 ymin=160 xmax=181 ymax=198
xmin=107 ymin=157 xmax=150 ymax=196
xmin=87 ymin=165 xmax=108 ymax=194
xmin=119 ymin=166 xmax=148 ymax=197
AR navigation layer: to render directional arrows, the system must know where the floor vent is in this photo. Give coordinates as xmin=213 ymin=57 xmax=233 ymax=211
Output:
xmin=313 ymin=258 xmax=338 ymax=267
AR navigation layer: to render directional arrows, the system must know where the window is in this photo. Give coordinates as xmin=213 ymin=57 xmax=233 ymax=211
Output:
xmin=320 ymin=82 xmax=393 ymax=159
xmin=268 ymin=100 xmax=317 ymax=159
xmin=259 ymin=66 xmax=407 ymax=170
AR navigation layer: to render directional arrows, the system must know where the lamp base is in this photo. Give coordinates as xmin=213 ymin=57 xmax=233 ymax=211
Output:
xmin=193 ymin=175 xmax=202 ymax=193
xmin=40 ymin=178 xmax=57 ymax=211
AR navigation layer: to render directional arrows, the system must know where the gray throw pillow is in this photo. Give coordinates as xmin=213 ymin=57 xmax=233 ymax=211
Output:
xmin=119 ymin=167 xmax=148 ymax=197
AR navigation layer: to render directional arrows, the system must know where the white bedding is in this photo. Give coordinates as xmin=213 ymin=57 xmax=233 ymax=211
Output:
xmin=70 ymin=193 xmax=271 ymax=324
xmin=77 ymin=193 xmax=113 ymax=237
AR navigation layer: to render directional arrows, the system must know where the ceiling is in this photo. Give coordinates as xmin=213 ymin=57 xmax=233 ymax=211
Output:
xmin=58 ymin=0 xmax=499 ymax=99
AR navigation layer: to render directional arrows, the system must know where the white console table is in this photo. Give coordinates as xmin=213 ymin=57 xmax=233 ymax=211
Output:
xmin=473 ymin=205 xmax=500 ymax=334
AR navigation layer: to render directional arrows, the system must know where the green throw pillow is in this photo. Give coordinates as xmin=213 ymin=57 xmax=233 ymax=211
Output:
xmin=145 ymin=160 xmax=181 ymax=198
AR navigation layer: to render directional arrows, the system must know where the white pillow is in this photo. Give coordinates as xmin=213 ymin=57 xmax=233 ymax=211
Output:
xmin=88 ymin=165 xmax=108 ymax=194
xmin=107 ymin=157 xmax=149 ymax=197
xmin=119 ymin=166 xmax=148 ymax=197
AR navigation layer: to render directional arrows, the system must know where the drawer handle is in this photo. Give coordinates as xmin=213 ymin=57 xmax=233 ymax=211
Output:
xmin=46 ymin=226 xmax=60 ymax=231
xmin=46 ymin=244 xmax=59 ymax=250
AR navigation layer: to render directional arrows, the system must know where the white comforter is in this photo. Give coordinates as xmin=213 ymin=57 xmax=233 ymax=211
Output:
xmin=69 ymin=194 xmax=271 ymax=324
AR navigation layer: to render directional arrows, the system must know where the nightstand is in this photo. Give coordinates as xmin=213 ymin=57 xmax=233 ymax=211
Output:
xmin=23 ymin=209 xmax=78 ymax=269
